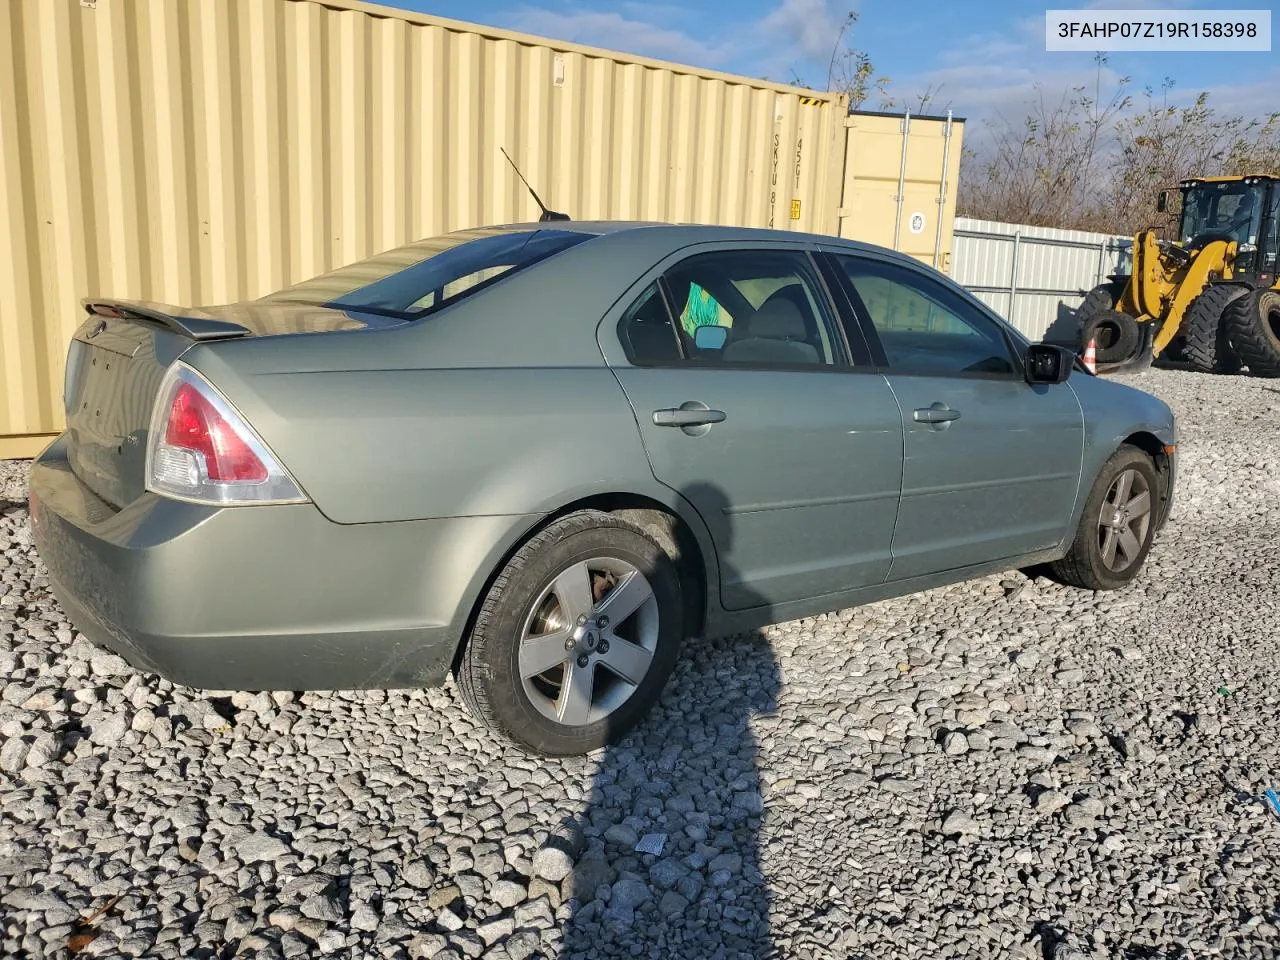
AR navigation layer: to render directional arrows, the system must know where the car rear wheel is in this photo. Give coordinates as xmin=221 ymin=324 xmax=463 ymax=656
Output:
xmin=1047 ymin=447 xmax=1160 ymax=591
xmin=456 ymin=510 xmax=684 ymax=755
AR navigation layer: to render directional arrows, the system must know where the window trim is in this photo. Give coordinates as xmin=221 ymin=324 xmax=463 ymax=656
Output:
xmin=818 ymin=249 xmax=1030 ymax=382
xmin=617 ymin=280 xmax=684 ymax=365
xmin=612 ymin=244 xmax=867 ymax=373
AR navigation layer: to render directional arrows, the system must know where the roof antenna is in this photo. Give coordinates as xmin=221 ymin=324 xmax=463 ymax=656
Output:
xmin=501 ymin=147 xmax=569 ymax=222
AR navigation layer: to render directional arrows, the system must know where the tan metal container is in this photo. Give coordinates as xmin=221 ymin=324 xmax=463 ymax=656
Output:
xmin=838 ymin=110 xmax=964 ymax=273
xmin=0 ymin=0 xmax=957 ymax=457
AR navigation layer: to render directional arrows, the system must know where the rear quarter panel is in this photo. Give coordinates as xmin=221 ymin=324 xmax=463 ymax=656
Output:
xmin=178 ymin=230 xmax=692 ymax=526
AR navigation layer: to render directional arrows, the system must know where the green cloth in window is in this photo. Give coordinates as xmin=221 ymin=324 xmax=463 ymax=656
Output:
xmin=679 ymin=282 xmax=733 ymax=336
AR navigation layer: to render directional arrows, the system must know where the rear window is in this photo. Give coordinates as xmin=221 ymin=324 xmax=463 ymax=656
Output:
xmin=262 ymin=227 xmax=596 ymax=318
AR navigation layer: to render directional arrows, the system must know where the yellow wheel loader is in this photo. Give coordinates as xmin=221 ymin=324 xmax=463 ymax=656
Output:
xmin=1075 ymin=174 xmax=1280 ymax=377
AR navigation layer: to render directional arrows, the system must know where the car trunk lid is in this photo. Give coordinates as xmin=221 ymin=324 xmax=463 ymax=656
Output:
xmin=62 ymin=297 xmax=399 ymax=509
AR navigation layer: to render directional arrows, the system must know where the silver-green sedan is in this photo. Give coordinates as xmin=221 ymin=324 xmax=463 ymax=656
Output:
xmin=29 ymin=222 xmax=1177 ymax=755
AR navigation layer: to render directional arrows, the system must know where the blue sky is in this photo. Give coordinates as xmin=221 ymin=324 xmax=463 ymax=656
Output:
xmin=383 ymin=0 xmax=1277 ymax=136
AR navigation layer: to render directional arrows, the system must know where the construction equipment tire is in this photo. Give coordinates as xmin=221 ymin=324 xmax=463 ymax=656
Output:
xmin=1223 ymin=288 xmax=1280 ymax=378
xmin=1183 ymin=283 xmax=1246 ymax=374
xmin=1075 ymin=281 xmax=1125 ymax=328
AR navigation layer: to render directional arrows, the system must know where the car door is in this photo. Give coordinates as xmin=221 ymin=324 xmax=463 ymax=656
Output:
xmin=822 ymin=250 xmax=1085 ymax=580
xmin=600 ymin=244 xmax=905 ymax=611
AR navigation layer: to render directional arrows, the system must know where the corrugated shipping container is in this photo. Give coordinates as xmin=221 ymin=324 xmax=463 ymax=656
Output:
xmin=0 ymin=0 xmax=956 ymax=456
xmin=839 ymin=111 xmax=963 ymax=273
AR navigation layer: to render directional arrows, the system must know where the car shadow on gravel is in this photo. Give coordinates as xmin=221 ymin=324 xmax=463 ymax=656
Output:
xmin=558 ymin=482 xmax=780 ymax=960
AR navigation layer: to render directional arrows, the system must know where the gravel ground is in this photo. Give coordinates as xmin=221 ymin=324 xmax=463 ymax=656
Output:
xmin=2 ymin=366 xmax=1279 ymax=960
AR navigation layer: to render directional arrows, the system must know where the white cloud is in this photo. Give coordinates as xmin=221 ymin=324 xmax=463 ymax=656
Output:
xmin=1178 ymin=69 xmax=1280 ymax=119
xmin=499 ymin=0 xmax=1277 ymax=144
xmin=758 ymin=0 xmax=847 ymax=63
xmin=503 ymin=0 xmax=848 ymax=83
xmin=888 ymin=7 xmax=1276 ymax=149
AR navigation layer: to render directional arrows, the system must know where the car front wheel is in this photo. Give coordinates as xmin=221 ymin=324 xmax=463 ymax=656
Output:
xmin=456 ymin=510 xmax=685 ymax=755
xmin=1048 ymin=446 xmax=1161 ymax=591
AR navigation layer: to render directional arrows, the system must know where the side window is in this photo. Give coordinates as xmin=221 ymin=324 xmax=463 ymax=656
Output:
xmin=662 ymin=251 xmax=838 ymax=367
xmin=620 ymin=283 xmax=682 ymax=364
xmin=835 ymin=256 xmax=1016 ymax=376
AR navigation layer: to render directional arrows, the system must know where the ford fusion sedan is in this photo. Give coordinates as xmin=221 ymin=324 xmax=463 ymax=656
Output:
xmin=29 ymin=222 xmax=1177 ymax=755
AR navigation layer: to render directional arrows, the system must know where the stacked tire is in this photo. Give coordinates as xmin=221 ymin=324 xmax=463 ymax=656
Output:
xmin=1223 ymin=288 xmax=1280 ymax=378
xmin=1074 ymin=281 xmax=1126 ymax=328
xmin=1075 ymin=282 xmax=1142 ymax=365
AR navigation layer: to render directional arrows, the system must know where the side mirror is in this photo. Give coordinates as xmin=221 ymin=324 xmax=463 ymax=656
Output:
xmin=1157 ymin=190 xmax=1168 ymax=213
xmin=1025 ymin=343 xmax=1073 ymax=384
xmin=693 ymin=324 xmax=729 ymax=351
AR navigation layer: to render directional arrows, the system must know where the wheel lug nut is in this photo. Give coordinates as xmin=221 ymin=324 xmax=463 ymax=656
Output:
xmin=596 ymin=615 xmax=609 ymax=628
xmin=598 ymin=640 xmax=610 ymax=654
xmin=576 ymin=654 xmax=590 ymax=668
xmin=564 ymin=637 xmax=575 ymax=650
xmin=577 ymin=614 xmax=588 ymax=625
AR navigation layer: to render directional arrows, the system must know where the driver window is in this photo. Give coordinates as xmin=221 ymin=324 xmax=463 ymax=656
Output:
xmin=835 ymin=255 xmax=1016 ymax=376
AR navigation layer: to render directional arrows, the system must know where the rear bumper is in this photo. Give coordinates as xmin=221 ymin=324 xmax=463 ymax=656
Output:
xmin=29 ymin=435 xmax=533 ymax=691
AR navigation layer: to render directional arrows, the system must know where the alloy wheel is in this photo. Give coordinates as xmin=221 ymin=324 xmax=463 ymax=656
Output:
xmin=518 ymin=556 xmax=661 ymax=726
xmin=1096 ymin=467 xmax=1152 ymax=573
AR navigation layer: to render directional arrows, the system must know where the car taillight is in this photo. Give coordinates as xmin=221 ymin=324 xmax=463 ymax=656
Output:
xmin=164 ymin=382 xmax=267 ymax=482
xmin=146 ymin=362 xmax=307 ymax=505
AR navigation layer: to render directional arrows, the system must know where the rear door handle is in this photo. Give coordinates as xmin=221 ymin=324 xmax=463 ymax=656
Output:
xmin=913 ymin=403 xmax=961 ymax=424
xmin=653 ymin=407 xmax=726 ymax=427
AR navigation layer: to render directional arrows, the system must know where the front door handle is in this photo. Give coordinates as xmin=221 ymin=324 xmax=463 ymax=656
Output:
xmin=653 ymin=407 xmax=727 ymax=428
xmin=913 ymin=403 xmax=961 ymax=424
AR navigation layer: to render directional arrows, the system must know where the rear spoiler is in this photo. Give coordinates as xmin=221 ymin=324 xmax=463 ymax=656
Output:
xmin=83 ymin=299 xmax=250 ymax=341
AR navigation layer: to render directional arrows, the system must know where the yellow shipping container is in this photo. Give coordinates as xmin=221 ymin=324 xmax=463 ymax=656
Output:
xmin=0 ymin=0 xmax=960 ymax=456
xmin=838 ymin=110 xmax=964 ymax=273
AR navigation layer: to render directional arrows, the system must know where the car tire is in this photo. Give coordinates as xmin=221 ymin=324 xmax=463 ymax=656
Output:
xmin=1081 ymin=309 xmax=1141 ymax=365
xmin=1182 ymin=283 xmax=1246 ymax=374
xmin=1047 ymin=446 xmax=1161 ymax=592
xmin=455 ymin=510 xmax=685 ymax=756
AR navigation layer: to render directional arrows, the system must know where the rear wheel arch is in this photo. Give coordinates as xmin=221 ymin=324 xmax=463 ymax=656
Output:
xmin=448 ymin=491 xmax=716 ymax=677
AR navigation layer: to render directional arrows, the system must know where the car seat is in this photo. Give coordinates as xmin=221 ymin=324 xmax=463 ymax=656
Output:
xmin=722 ymin=297 xmax=820 ymax=364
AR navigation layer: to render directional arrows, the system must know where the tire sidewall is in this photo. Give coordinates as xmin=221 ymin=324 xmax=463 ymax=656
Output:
xmin=1078 ymin=448 xmax=1160 ymax=590
xmin=1223 ymin=287 xmax=1280 ymax=377
xmin=1183 ymin=284 xmax=1246 ymax=373
xmin=473 ymin=519 xmax=684 ymax=755
xmin=1255 ymin=289 xmax=1280 ymax=351
xmin=1075 ymin=282 xmax=1122 ymax=328
xmin=1083 ymin=310 xmax=1141 ymax=365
